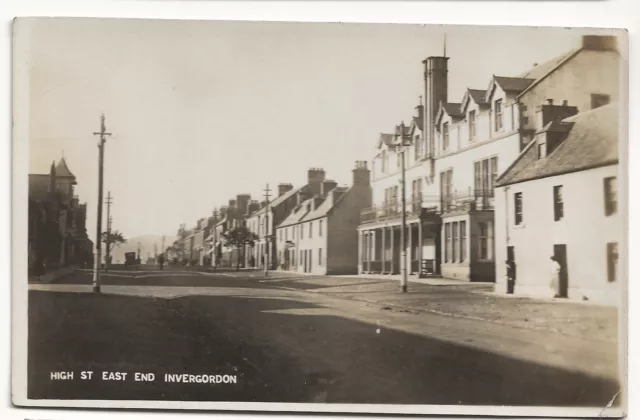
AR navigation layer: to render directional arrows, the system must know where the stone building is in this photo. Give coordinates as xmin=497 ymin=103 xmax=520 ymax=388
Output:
xmin=494 ymin=103 xmax=621 ymax=304
xmin=358 ymin=34 xmax=621 ymax=282
xmin=28 ymin=158 xmax=93 ymax=275
xmin=276 ymin=162 xmax=372 ymax=275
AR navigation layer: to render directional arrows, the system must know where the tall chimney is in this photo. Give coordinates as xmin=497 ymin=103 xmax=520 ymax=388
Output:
xmin=307 ymin=168 xmax=326 ymax=195
xmin=236 ymin=194 xmax=250 ymax=216
xmin=278 ymin=183 xmax=294 ymax=197
xmin=352 ymin=161 xmax=371 ymax=186
xmin=321 ymin=180 xmax=338 ymax=195
xmin=423 ymin=56 xmax=449 ymax=159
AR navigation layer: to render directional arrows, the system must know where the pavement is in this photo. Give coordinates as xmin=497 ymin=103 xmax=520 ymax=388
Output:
xmin=27 ymin=269 xmax=621 ymax=407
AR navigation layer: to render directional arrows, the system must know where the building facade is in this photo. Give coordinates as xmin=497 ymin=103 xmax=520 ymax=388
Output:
xmin=494 ymin=104 xmax=621 ymax=305
xmin=28 ymin=158 xmax=93 ymax=275
xmin=358 ymin=34 xmax=621 ymax=282
xmin=276 ymin=162 xmax=372 ymax=275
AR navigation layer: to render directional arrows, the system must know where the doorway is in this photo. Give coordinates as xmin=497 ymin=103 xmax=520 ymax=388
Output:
xmin=553 ymin=244 xmax=568 ymax=298
xmin=507 ymin=246 xmax=516 ymax=294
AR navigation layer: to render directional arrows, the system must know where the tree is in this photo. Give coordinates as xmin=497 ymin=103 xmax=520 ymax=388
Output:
xmin=101 ymin=230 xmax=127 ymax=264
xmin=221 ymin=226 xmax=258 ymax=271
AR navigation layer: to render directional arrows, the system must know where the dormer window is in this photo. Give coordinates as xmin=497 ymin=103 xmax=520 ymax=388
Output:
xmin=538 ymin=141 xmax=547 ymax=159
xmin=494 ymin=99 xmax=503 ymax=131
xmin=469 ymin=110 xmax=476 ymax=140
xmin=442 ymin=123 xmax=450 ymax=150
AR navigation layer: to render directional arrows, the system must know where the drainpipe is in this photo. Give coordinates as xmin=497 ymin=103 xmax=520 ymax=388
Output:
xmin=504 ymin=185 xmax=510 ymax=246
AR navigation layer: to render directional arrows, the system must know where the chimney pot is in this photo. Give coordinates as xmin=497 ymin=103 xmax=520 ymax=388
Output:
xmin=547 ymin=99 xmax=554 ymax=105
xmin=562 ymin=100 xmax=568 ymax=106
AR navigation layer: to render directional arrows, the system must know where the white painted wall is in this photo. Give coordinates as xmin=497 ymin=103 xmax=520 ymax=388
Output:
xmin=519 ymin=49 xmax=621 ymax=128
xmin=494 ymin=165 xmax=621 ymax=305
xmin=435 ymin=131 xmax=521 ymax=204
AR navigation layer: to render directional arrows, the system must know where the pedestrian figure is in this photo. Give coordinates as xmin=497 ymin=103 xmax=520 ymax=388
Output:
xmin=550 ymin=256 xmax=561 ymax=298
xmin=250 ymin=255 xmax=255 ymax=268
xmin=506 ymin=260 xmax=516 ymax=294
xmin=158 ymin=253 xmax=165 ymax=270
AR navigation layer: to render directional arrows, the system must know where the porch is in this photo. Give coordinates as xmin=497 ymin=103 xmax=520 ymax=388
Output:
xmin=358 ymin=206 xmax=442 ymax=278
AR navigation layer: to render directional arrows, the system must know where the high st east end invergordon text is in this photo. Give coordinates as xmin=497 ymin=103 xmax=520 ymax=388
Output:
xmin=50 ymin=371 xmax=239 ymax=384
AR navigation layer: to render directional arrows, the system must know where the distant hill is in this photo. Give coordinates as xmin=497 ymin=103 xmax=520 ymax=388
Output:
xmin=109 ymin=234 xmax=177 ymax=264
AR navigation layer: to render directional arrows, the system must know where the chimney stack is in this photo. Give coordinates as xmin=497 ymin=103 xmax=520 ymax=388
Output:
xmin=278 ymin=183 xmax=294 ymax=197
xmin=423 ymin=56 xmax=449 ymax=159
xmin=352 ymin=160 xmax=371 ymax=186
xmin=307 ymin=168 xmax=326 ymax=195
xmin=236 ymin=194 xmax=250 ymax=216
xmin=248 ymin=200 xmax=260 ymax=215
xmin=321 ymin=180 xmax=338 ymax=195
xmin=535 ymin=101 xmax=579 ymax=128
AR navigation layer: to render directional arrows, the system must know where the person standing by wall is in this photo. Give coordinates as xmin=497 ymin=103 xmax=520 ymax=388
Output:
xmin=506 ymin=260 xmax=516 ymax=294
xmin=550 ymin=256 xmax=561 ymax=298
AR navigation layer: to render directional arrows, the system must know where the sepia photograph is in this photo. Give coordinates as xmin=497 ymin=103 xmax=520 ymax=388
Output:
xmin=11 ymin=18 xmax=628 ymax=417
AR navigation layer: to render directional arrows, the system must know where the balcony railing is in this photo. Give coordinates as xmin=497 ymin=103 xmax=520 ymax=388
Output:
xmin=360 ymin=196 xmax=425 ymax=223
xmin=360 ymin=189 xmax=494 ymax=224
xmin=440 ymin=189 xmax=495 ymax=213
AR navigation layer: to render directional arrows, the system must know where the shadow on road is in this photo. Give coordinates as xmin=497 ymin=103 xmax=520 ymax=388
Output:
xmin=28 ymin=291 xmax=620 ymax=407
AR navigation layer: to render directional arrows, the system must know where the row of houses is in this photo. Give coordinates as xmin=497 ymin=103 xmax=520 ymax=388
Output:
xmin=170 ymin=162 xmax=372 ymax=275
xmin=28 ymin=158 xmax=94 ymax=276
xmin=172 ymin=34 xmax=622 ymax=305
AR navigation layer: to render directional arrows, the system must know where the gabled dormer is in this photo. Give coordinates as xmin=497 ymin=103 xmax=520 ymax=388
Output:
xmin=435 ymin=101 xmax=463 ymax=153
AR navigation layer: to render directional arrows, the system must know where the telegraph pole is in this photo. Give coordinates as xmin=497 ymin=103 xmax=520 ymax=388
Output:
xmin=263 ymin=183 xmax=271 ymax=277
xmin=92 ymin=114 xmax=111 ymax=293
xmin=400 ymin=121 xmax=408 ymax=293
xmin=104 ymin=191 xmax=113 ymax=272
xmin=211 ymin=208 xmax=218 ymax=269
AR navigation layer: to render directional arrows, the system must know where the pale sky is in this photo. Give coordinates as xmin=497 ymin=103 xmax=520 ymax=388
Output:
xmin=25 ymin=19 xmax=597 ymax=242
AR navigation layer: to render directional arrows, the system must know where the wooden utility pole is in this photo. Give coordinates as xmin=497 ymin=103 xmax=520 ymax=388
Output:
xmin=263 ymin=183 xmax=271 ymax=276
xmin=104 ymin=191 xmax=113 ymax=272
xmin=400 ymin=121 xmax=408 ymax=293
xmin=92 ymin=114 xmax=111 ymax=293
xmin=211 ymin=208 xmax=218 ymax=269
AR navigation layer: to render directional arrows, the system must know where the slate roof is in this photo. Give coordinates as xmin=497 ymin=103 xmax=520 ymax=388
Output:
xmin=516 ymin=49 xmax=580 ymax=95
xmin=377 ymin=133 xmax=395 ymax=149
xmin=55 ymin=158 xmax=76 ymax=178
xmin=443 ymin=102 xmax=463 ymax=117
xmin=249 ymin=186 xmax=303 ymax=217
xmin=412 ymin=115 xmax=423 ymax=131
xmin=467 ymin=89 xmax=487 ymax=104
xmin=496 ymin=103 xmax=618 ymax=187
xmin=278 ymin=186 xmax=350 ymax=228
xmin=394 ymin=125 xmax=412 ymax=137
xmin=493 ymin=76 xmax=536 ymax=94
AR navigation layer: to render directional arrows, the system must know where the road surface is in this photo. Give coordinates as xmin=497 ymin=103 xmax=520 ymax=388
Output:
xmin=27 ymin=269 xmax=620 ymax=407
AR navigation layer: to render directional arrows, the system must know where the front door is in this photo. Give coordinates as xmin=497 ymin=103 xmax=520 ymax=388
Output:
xmin=553 ymin=244 xmax=568 ymax=298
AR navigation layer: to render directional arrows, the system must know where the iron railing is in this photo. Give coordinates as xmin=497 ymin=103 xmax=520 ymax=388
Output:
xmin=360 ymin=196 xmax=425 ymax=223
xmin=360 ymin=189 xmax=494 ymax=223
xmin=440 ymin=188 xmax=495 ymax=213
